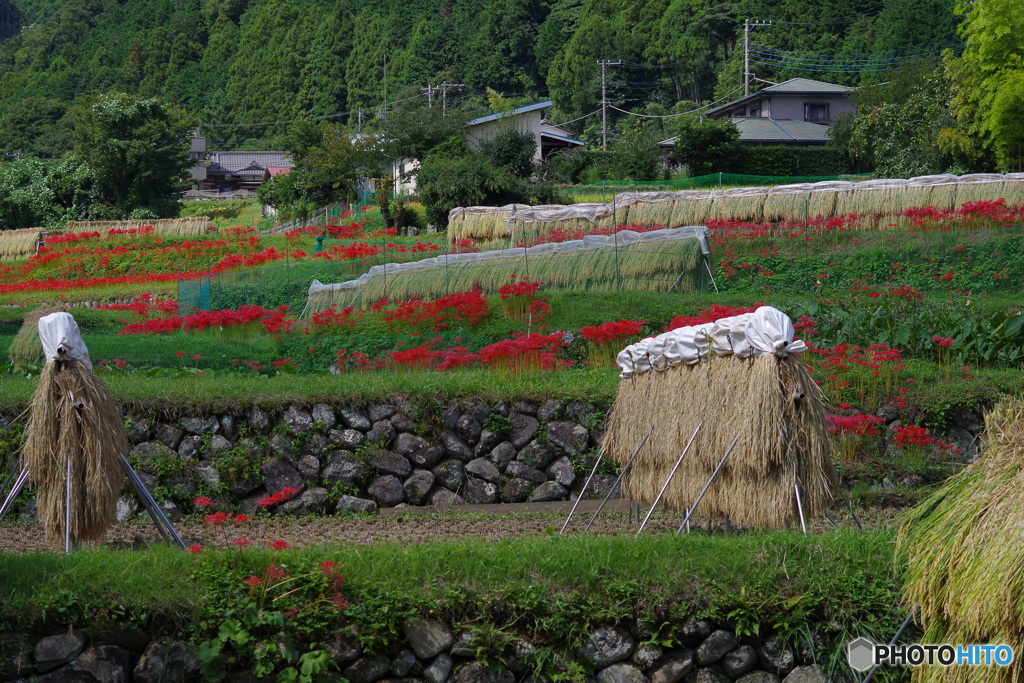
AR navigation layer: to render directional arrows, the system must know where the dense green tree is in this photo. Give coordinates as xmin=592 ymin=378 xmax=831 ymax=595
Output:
xmin=0 ymin=96 xmax=72 ymax=158
xmin=462 ymin=0 xmax=544 ymax=93
xmin=287 ymin=122 xmax=383 ymax=205
xmin=670 ymin=116 xmax=741 ymax=175
xmin=71 ymin=92 xmax=197 ymax=216
xmin=844 ymin=69 xmax=982 ymax=176
xmin=478 ymin=126 xmax=537 ymax=178
xmin=947 ymin=0 xmax=1024 ymax=171
xmin=377 ymin=94 xmax=471 ymax=166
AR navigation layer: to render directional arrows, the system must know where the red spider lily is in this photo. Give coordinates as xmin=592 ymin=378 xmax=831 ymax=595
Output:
xmin=933 ymin=337 xmax=955 ymax=348
xmin=233 ymin=537 xmax=251 ymax=548
xmin=193 ymin=496 xmax=216 ymax=507
xmin=244 ymin=575 xmax=262 ymax=588
xmin=827 ymin=414 xmax=883 ymax=436
xmin=664 ymin=304 xmax=763 ymax=331
xmin=269 ymin=540 xmax=291 ymax=551
xmin=204 ymin=511 xmax=230 ymax=525
xmin=187 ymin=544 xmax=203 ymax=555
xmin=580 ymin=319 xmax=646 ymax=345
xmin=233 ymin=514 xmax=250 ymax=524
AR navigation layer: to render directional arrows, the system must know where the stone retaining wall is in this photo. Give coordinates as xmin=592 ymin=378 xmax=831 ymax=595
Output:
xmin=0 ymin=397 xmax=985 ymax=520
xmin=2 ymin=398 xmax=616 ymax=519
xmin=1 ymin=617 xmax=839 ymax=682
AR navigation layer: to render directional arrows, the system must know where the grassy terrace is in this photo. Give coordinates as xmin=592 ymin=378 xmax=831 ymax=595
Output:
xmin=0 ymin=368 xmax=622 ymax=412
xmin=0 ymin=527 xmax=905 ymax=676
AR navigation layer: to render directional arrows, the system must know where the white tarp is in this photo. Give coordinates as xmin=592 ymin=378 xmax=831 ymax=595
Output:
xmin=616 ymin=306 xmax=806 ymax=378
xmin=307 ymin=225 xmax=711 ymax=296
xmin=38 ymin=312 xmax=92 ymax=369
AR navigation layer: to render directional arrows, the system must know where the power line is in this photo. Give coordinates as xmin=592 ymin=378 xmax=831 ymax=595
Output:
xmin=200 ymin=93 xmax=429 ymax=129
xmin=608 ymin=86 xmax=744 ymax=119
xmin=549 ymin=109 xmax=601 ymax=129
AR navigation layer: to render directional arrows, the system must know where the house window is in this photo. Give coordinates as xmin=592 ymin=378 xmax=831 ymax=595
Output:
xmin=732 ymin=109 xmax=746 ymax=118
xmin=749 ymin=105 xmax=760 ymax=117
xmin=804 ymin=103 xmax=829 ymax=124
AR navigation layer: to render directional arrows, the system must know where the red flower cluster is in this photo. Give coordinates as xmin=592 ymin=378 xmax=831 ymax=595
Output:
xmin=891 ymin=425 xmax=960 ymax=454
xmin=119 ymin=304 xmax=293 ymax=336
xmin=664 ymin=304 xmax=763 ymax=331
xmin=580 ymin=319 xmax=646 ymax=344
xmin=96 ymin=292 xmax=178 ymax=317
xmin=827 ymin=413 xmax=883 ymax=436
xmin=257 ymin=486 xmax=300 ymax=508
xmin=933 ymin=336 xmax=955 ymax=348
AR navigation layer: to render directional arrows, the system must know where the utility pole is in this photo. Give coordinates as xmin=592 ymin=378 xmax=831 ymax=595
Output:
xmin=744 ymin=19 xmax=772 ymax=97
xmin=598 ymin=59 xmax=621 ymax=151
xmin=422 ymin=85 xmax=435 ymax=107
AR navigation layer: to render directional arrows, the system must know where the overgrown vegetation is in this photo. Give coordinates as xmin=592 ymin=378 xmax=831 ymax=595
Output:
xmin=0 ymin=529 xmax=906 ymax=679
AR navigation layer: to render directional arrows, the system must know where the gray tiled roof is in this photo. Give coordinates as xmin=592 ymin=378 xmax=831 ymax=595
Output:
xmin=760 ymin=78 xmax=855 ymax=94
xmin=207 ymin=151 xmax=293 ymax=173
xmin=735 ymin=118 xmax=831 ymax=143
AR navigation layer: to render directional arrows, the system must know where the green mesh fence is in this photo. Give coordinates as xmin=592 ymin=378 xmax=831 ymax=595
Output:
xmin=567 ymin=172 xmax=870 ymax=198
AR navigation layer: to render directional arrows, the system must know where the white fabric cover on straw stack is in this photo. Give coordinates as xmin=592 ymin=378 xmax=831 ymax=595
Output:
xmin=616 ymin=306 xmax=806 ymax=378
xmin=38 ymin=312 xmax=92 ymax=369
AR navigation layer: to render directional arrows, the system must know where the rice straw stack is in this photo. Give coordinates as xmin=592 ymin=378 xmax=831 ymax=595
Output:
xmin=602 ymin=353 xmax=836 ymax=528
xmin=0 ymin=228 xmax=44 ymax=261
xmin=707 ymin=188 xmax=768 ymax=222
xmin=954 ymin=174 xmax=1007 ymax=206
xmin=21 ymin=357 xmax=127 ymax=542
xmin=1002 ymin=174 xmax=1024 ymax=207
xmin=897 ymin=397 xmax=1024 ymax=683
xmin=670 ymin=191 xmax=713 ymax=226
xmin=7 ymin=305 xmax=65 ymax=367
xmin=762 ymin=184 xmax=814 ymax=222
xmin=64 ymin=217 xmax=210 ymax=237
xmin=321 ymin=237 xmax=704 ymax=307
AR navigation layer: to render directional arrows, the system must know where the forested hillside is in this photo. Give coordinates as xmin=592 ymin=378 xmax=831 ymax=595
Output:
xmin=0 ymin=0 xmax=961 ymax=156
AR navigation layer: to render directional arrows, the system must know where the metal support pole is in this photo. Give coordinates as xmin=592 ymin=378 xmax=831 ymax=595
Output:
xmin=794 ymin=479 xmax=807 ymax=534
xmin=637 ymin=423 xmax=702 ymax=535
xmin=559 ymin=447 xmax=607 ymax=534
xmin=676 ymin=435 xmax=739 ymax=534
xmin=119 ymin=454 xmax=186 ymax=549
xmin=861 ymin=609 xmax=916 ymax=683
xmin=0 ymin=466 xmax=29 ymax=523
xmin=582 ymin=424 xmax=654 ymax=535
xmin=64 ymin=458 xmax=72 ymax=553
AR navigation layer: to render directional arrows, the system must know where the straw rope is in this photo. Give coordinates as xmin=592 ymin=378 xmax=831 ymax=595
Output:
xmin=63 ymin=217 xmax=211 ymax=237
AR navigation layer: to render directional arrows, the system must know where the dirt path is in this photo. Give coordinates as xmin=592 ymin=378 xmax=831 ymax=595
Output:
xmin=0 ymin=500 xmax=900 ymax=554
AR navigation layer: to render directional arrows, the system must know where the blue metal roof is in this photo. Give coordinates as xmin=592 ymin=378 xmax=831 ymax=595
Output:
xmin=468 ymin=100 xmax=553 ymax=126
xmin=541 ymin=131 xmax=585 ymax=146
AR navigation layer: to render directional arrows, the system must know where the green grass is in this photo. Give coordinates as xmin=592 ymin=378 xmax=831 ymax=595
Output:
xmin=0 ymin=367 xmax=622 ymax=411
xmin=0 ymin=527 xmax=905 ymax=677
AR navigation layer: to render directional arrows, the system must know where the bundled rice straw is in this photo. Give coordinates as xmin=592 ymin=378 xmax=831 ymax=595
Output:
xmin=65 ymin=217 xmax=211 ymax=237
xmin=305 ymin=226 xmax=710 ymax=313
xmin=602 ymin=307 xmax=837 ymax=528
xmin=835 ymin=178 xmax=909 ymax=219
xmin=906 ymin=175 xmax=959 ymax=212
xmin=953 ymin=174 xmax=1006 ymax=206
xmin=897 ymin=397 xmax=1024 ymax=683
xmin=707 ymin=187 xmax=768 ymax=222
xmin=7 ymin=305 xmax=65 ymax=367
xmin=1002 ymin=173 xmax=1024 ymax=207
xmin=670 ymin=191 xmax=714 ymax=226
xmin=21 ymin=313 xmax=126 ymax=543
xmin=762 ymin=184 xmax=814 ymax=222
xmin=0 ymin=228 xmax=44 ymax=261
